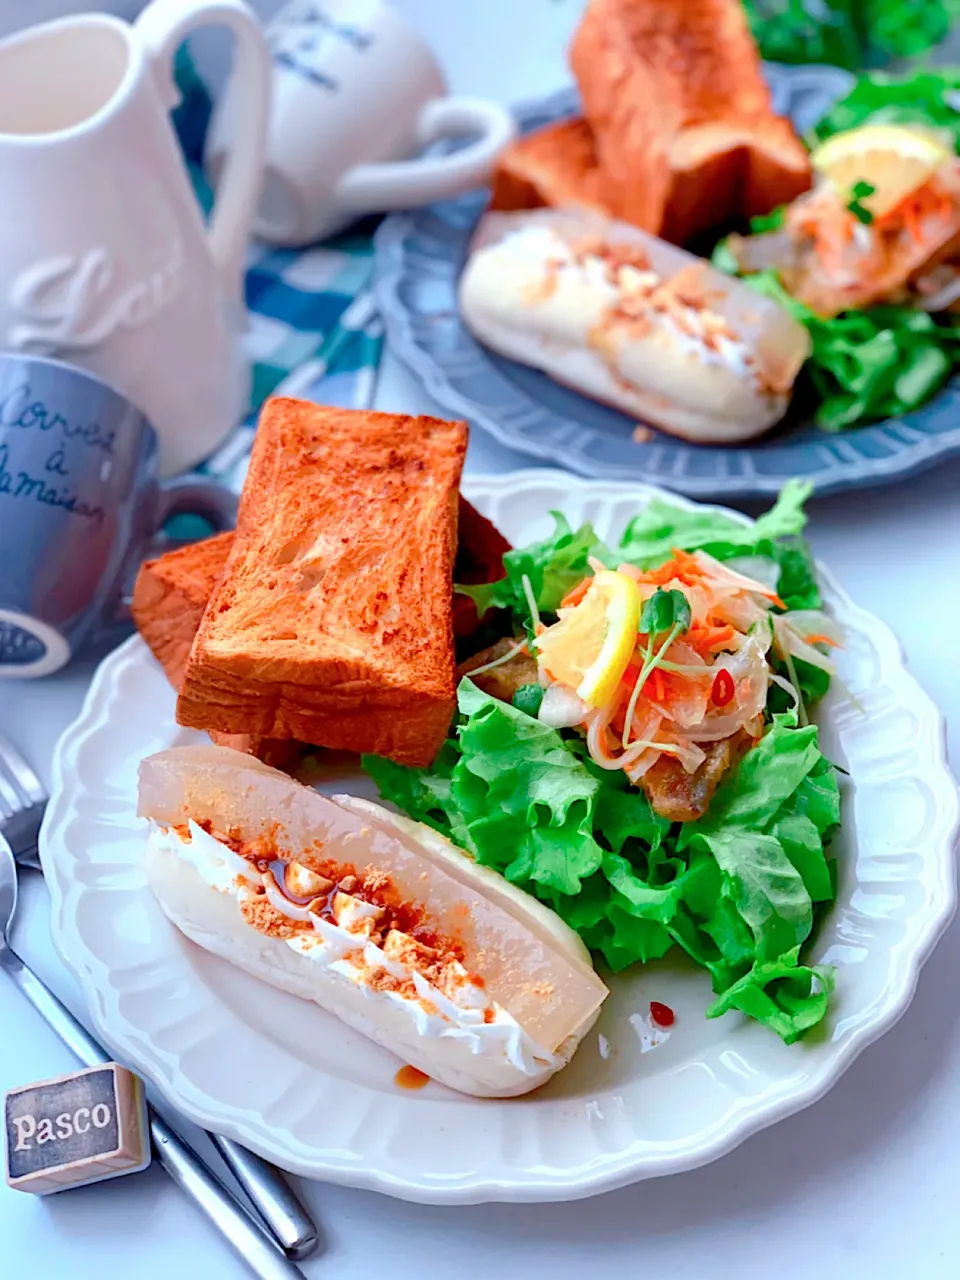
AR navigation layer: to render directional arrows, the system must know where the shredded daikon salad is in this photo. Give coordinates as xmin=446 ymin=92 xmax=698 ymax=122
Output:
xmin=530 ymin=546 xmax=842 ymax=785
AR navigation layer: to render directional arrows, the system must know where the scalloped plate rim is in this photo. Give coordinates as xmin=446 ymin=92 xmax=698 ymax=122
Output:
xmin=40 ymin=470 xmax=959 ymax=1202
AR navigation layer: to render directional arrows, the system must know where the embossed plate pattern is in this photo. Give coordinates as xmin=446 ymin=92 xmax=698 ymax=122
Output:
xmin=375 ymin=70 xmax=960 ymax=497
xmin=41 ymin=473 xmax=958 ymax=1202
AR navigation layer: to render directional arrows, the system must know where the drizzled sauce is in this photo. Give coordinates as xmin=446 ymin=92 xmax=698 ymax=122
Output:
xmin=394 ymin=1066 xmax=430 ymax=1091
xmin=649 ymin=1001 xmax=675 ymax=1028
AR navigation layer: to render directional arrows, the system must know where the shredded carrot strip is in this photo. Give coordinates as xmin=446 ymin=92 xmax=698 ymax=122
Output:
xmin=688 ymin=623 xmax=737 ymax=655
xmin=652 ymin=668 xmax=665 ymax=703
xmin=803 ymin=632 xmax=840 ymax=648
xmin=902 ymin=198 xmax=922 ymax=244
xmin=642 ymin=548 xmax=703 ymax=588
xmin=560 ymin=577 xmax=592 ymax=609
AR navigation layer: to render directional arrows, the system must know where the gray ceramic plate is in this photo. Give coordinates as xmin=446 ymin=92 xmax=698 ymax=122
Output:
xmin=375 ymin=67 xmax=960 ymax=498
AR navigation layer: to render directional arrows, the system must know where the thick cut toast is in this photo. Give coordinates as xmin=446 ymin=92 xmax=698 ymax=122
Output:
xmin=131 ymin=534 xmax=298 ymax=767
xmin=134 ymin=498 xmax=508 ymax=678
xmin=490 ymin=118 xmax=614 ymax=218
xmin=132 ymin=534 xmax=232 ymax=692
xmin=176 ymin=400 xmax=468 ymax=766
xmin=570 ymin=0 xmax=811 ymax=242
xmin=132 ymin=496 xmax=508 ymax=760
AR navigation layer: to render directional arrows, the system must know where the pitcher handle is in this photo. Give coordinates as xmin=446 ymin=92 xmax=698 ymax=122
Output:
xmin=135 ymin=0 xmax=271 ymax=304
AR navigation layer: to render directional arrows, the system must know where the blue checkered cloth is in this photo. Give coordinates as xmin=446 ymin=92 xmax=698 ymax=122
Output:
xmin=174 ymin=48 xmax=384 ymax=495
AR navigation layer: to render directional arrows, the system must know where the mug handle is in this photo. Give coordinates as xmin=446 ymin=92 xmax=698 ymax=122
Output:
xmin=135 ymin=0 xmax=271 ymax=305
xmin=108 ymin=477 xmax=236 ymax=629
xmin=334 ymin=97 xmax=516 ymax=213
xmin=153 ymin=475 xmax=238 ymax=544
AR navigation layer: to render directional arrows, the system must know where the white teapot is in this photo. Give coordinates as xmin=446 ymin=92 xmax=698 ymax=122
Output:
xmin=0 ymin=0 xmax=270 ymax=475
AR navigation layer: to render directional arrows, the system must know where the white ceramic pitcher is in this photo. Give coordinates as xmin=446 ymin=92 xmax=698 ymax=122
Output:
xmin=0 ymin=0 xmax=270 ymax=476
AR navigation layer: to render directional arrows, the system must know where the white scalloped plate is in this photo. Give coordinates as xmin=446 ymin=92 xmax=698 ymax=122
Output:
xmin=40 ymin=472 xmax=958 ymax=1203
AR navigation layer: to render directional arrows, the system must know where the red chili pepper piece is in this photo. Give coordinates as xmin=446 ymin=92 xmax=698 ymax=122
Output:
xmin=650 ymin=1000 xmax=675 ymax=1028
xmin=711 ymin=668 xmax=735 ymax=706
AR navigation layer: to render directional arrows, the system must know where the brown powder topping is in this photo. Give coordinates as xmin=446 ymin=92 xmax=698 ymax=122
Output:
xmin=567 ymin=237 xmax=748 ymax=362
xmin=173 ymin=821 xmax=509 ymax=1022
xmin=362 ymin=864 xmax=391 ymax=894
xmin=239 ymin=892 xmax=311 ymax=940
xmin=180 ymin=822 xmax=494 ymax=1010
xmin=571 ymin=235 xmax=651 ymax=284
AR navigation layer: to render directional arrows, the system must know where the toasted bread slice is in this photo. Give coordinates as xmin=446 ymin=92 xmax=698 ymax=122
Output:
xmin=664 ymin=116 xmax=813 ymax=245
xmin=134 ymin=498 xmax=508 ymax=675
xmin=177 ymin=400 xmax=468 ymax=766
xmin=490 ymin=118 xmax=613 ymax=217
xmin=132 ymin=534 xmax=233 ymax=692
xmin=570 ymin=0 xmax=811 ymax=241
xmin=131 ymin=534 xmax=300 ymax=768
xmin=133 ymin=494 xmax=508 ymax=762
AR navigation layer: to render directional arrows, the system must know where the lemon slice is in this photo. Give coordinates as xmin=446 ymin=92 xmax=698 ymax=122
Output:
xmin=536 ymin=570 xmax=640 ymax=708
xmin=811 ymin=124 xmax=951 ymax=218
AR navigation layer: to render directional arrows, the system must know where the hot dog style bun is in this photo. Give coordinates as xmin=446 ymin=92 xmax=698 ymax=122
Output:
xmin=459 ymin=208 xmax=811 ymax=444
xmin=138 ymin=745 xmax=608 ymax=1098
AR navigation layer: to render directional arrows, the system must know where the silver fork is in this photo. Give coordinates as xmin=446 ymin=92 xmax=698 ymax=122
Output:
xmin=0 ymin=728 xmax=319 ymax=1262
xmin=0 ymin=727 xmax=45 ymax=868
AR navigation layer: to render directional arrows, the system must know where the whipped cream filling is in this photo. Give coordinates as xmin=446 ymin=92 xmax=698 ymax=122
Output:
xmin=494 ymin=225 xmax=757 ymax=381
xmin=147 ymin=822 xmax=558 ymax=1076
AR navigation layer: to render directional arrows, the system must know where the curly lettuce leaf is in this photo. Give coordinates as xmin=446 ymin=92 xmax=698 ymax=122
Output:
xmin=618 ymin=479 xmax=821 ymax=611
xmin=744 ymin=1 xmax=960 ymax=71
xmin=683 ymin=715 xmax=826 ymax=836
xmin=460 ymin=485 xmax=821 ymax=630
xmin=370 ymin=489 xmax=838 ymax=1042
xmin=707 ymin=953 xmax=834 ymax=1045
xmin=812 ymin=68 xmax=960 ymax=150
xmin=618 ymin=478 xmax=809 ymax=564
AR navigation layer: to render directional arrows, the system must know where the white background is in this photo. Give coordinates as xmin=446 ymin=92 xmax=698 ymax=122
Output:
xmin=1 ymin=2 xmax=960 ymax=1277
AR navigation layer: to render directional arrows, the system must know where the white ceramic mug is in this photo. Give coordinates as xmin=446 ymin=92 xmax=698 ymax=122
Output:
xmin=208 ymin=0 xmax=516 ymax=246
xmin=0 ymin=0 xmax=271 ymax=476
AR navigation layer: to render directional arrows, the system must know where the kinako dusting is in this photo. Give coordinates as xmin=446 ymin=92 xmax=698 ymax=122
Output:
xmin=537 ymin=233 xmax=778 ymax=394
xmin=172 ymin=819 xmax=495 ymax=1019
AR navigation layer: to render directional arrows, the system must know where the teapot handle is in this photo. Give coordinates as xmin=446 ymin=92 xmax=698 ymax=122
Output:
xmin=135 ymin=0 xmax=271 ymax=305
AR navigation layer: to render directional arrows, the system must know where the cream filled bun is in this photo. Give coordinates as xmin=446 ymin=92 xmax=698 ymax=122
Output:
xmin=138 ymin=744 xmax=608 ymax=1098
xmin=459 ymin=208 xmax=811 ymax=443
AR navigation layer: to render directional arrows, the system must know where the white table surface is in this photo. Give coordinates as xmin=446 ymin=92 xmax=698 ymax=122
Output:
xmin=3 ymin=3 xmax=960 ymax=1277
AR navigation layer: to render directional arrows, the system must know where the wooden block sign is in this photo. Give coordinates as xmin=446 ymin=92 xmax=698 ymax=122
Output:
xmin=4 ymin=1063 xmax=150 ymax=1195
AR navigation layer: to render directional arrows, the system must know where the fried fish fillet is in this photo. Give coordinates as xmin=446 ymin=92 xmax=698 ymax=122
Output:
xmin=640 ymin=727 xmax=757 ymax=822
xmin=457 ymin=638 xmax=539 ymax=703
